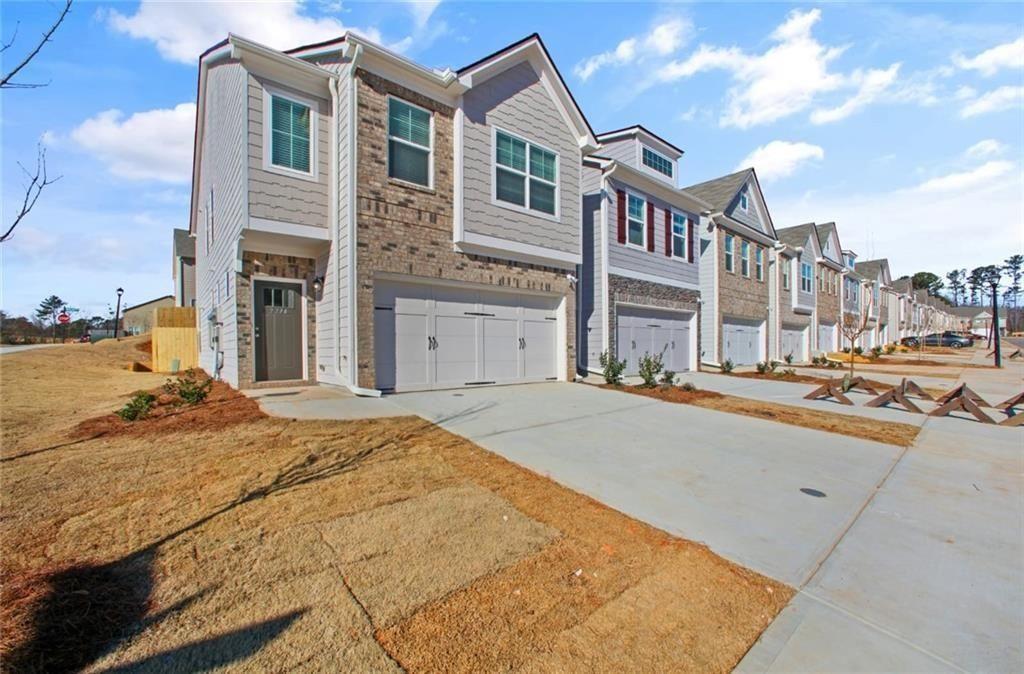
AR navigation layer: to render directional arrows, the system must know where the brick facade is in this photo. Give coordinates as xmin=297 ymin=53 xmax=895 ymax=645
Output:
xmin=352 ymin=69 xmax=576 ymax=389
xmin=816 ymin=262 xmax=841 ymax=325
xmin=236 ymin=251 xmax=317 ymax=389
xmin=606 ymin=274 xmax=701 ymax=359
xmin=716 ymin=226 xmax=769 ymax=351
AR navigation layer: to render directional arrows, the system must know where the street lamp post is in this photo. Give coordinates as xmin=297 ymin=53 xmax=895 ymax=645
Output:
xmin=983 ymin=267 xmax=1002 ymax=368
xmin=114 ymin=287 xmax=124 ymax=341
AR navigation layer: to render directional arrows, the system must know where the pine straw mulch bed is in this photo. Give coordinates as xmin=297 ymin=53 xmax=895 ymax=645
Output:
xmin=1 ymin=349 xmax=793 ymax=673
xmin=727 ymin=371 xmax=948 ymax=397
xmin=603 ymin=384 xmax=921 ymax=447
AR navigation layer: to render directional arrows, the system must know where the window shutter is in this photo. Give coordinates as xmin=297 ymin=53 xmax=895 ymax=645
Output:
xmin=646 ymin=202 xmax=655 ymax=252
xmin=687 ymin=218 xmax=695 ymax=263
xmin=664 ymin=210 xmax=672 ymax=257
xmin=616 ymin=190 xmax=626 ymax=244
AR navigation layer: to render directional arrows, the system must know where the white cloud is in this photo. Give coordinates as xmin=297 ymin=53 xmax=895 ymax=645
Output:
xmin=71 ymin=103 xmax=196 ymax=183
xmin=654 ymin=9 xmax=898 ymax=129
xmin=108 ymin=0 xmax=382 ymax=64
xmin=574 ymin=17 xmax=692 ymax=81
xmin=914 ymin=160 xmax=1015 ymax=193
xmin=388 ymin=0 xmax=448 ymax=54
xmin=953 ymin=37 xmax=1024 ymax=76
xmin=810 ymin=63 xmax=900 ymax=124
xmin=736 ymin=141 xmax=824 ymax=182
xmin=959 ymin=85 xmax=1024 ymax=117
xmin=964 ymin=139 xmax=1006 ymax=159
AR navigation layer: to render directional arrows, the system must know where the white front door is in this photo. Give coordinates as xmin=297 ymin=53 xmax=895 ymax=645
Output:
xmin=375 ymin=281 xmax=560 ymax=391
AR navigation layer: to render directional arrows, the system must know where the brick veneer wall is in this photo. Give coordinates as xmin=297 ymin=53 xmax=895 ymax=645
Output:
xmin=717 ymin=226 xmax=769 ymax=352
xmin=607 ymin=274 xmax=700 ymax=361
xmin=816 ymin=263 xmax=841 ymax=324
xmin=353 ymin=69 xmax=576 ymax=389
xmin=236 ymin=251 xmax=317 ymax=389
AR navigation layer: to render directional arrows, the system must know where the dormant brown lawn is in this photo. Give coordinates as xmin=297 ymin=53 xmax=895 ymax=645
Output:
xmin=1 ymin=339 xmax=791 ymax=672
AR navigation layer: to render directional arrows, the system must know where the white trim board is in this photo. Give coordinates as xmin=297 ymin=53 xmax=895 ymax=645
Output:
xmin=456 ymin=231 xmax=580 ymax=267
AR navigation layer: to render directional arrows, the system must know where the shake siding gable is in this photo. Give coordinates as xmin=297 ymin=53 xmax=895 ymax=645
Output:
xmin=462 ymin=60 xmax=580 ymax=255
xmin=247 ymin=74 xmax=330 ymax=229
xmin=196 ymin=59 xmax=248 ymax=387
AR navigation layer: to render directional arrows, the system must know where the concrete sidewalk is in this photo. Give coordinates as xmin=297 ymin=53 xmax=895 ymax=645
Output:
xmin=739 ymin=363 xmax=1023 ymax=672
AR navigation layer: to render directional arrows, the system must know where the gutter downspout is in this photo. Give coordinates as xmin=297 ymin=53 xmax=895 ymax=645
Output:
xmin=328 ymin=73 xmax=343 ymax=387
xmin=343 ymin=44 xmax=380 ymax=398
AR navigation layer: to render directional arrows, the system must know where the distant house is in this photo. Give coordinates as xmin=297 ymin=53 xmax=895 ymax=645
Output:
xmin=173 ymin=229 xmax=197 ymax=307
xmin=949 ymin=305 xmax=1001 ymax=336
xmin=122 ymin=295 xmax=175 ymax=336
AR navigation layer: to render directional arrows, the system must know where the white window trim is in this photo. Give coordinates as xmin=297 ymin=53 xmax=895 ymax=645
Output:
xmin=386 ymin=94 xmax=434 ymax=190
xmin=740 ymin=240 xmax=750 ymax=277
xmin=262 ymin=85 xmax=319 ymax=182
xmin=670 ymin=209 xmax=687 ymax=260
xmin=724 ymin=233 xmax=735 ymax=273
xmin=641 ymin=145 xmax=674 ymax=179
xmin=800 ymin=262 xmax=813 ymax=293
xmin=624 ymin=190 xmax=647 ymax=251
xmin=782 ymin=258 xmax=791 ymax=290
xmin=739 ymin=190 xmax=749 ymax=211
xmin=491 ymin=125 xmax=560 ymax=222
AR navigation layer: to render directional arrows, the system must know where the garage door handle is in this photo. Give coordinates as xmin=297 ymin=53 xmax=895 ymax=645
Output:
xmin=632 ymin=340 xmax=636 ymax=349
xmin=671 ymin=341 xmax=675 ymax=349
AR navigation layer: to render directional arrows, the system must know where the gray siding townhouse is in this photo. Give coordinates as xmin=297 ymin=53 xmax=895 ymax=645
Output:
xmin=578 ymin=126 xmax=709 ymax=376
xmin=686 ymin=168 xmax=779 ymax=366
xmin=191 ymin=32 xmax=598 ymax=392
xmin=172 ymin=228 xmax=197 ymax=307
xmin=814 ymin=222 xmax=844 ymax=352
xmin=774 ymin=223 xmax=822 ymax=362
xmin=854 ymin=259 xmax=893 ymax=346
xmin=891 ymin=277 xmax=915 ymax=340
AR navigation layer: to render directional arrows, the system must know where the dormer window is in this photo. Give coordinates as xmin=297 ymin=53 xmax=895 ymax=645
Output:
xmin=641 ymin=146 xmax=673 ymax=178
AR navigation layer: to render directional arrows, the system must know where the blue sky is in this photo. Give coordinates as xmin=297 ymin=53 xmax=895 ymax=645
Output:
xmin=2 ymin=1 xmax=1022 ymax=318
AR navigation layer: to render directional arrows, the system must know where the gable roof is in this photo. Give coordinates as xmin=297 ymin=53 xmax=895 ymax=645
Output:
xmin=775 ymin=223 xmax=818 ymax=251
xmin=856 ymin=258 xmax=892 ymax=286
xmin=949 ymin=305 xmax=990 ymax=318
xmin=683 ymin=169 xmax=751 ymax=211
xmin=891 ymin=278 xmax=913 ymax=294
xmin=814 ymin=222 xmax=843 ymax=258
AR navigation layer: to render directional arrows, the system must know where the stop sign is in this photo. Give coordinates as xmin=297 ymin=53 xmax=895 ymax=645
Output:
xmin=57 ymin=313 xmax=70 ymax=324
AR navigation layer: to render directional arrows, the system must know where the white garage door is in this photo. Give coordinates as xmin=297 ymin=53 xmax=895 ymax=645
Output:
xmin=374 ymin=281 xmax=559 ymax=392
xmin=722 ymin=318 xmax=763 ymax=366
xmin=780 ymin=324 xmax=807 ymax=362
xmin=818 ymin=322 xmax=836 ymax=353
xmin=615 ymin=307 xmax=693 ymax=375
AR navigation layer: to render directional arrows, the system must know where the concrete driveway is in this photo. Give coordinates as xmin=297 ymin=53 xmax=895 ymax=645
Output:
xmin=391 ymin=383 xmax=902 ymax=587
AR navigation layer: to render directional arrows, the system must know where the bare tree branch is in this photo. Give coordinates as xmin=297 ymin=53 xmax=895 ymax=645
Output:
xmin=1 ymin=0 xmax=72 ymax=90
xmin=2 ymin=22 xmax=20 ymax=53
xmin=0 ymin=144 xmax=62 ymax=243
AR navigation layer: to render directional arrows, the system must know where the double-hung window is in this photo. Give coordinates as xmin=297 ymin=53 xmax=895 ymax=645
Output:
xmin=626 ymin=193 xmax=646 ymax=247
xmin=388 ymin=98 xmax=432 ymax=187
xmin=724 ymin=233 xmax=735 ymax=272
xmin=494 ymin=129 xmax=558 ymax=216
xmin=269 ymin=94 xmax=312 ymax=174
xmin=782 ymin=259 xmax=790 ymax=290
xmin=739 ymin=190 xmax=748 ymax=211
xmin=671 ymin=212 xmax=687 ymax=258
xmin=740 ymin=240 xmax=750 ymax=276
xmin=755 ymin=246 xmax=764 ymax=281
xmin=642 ymin=146 xmax=673 ymax=179
xmin=800 ymin=262 xmax=813 ymax=292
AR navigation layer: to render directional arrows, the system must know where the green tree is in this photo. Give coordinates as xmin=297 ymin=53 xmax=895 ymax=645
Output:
xmin=911 ymin=271 xmax=943 ymax=296
xmin=945 ymin=269 xmax=965 ymax=305
xmin=1003 ymin=255 xmax=1023 ymax=331
xmin=967 ymin=267 xmax=986 ymax=306
xmin=34 ymin=295 xmax=64 ymax=342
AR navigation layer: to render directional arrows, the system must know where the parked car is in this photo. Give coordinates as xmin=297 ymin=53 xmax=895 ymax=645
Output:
xmin=900 ymin=332 xmax=973 ymax=349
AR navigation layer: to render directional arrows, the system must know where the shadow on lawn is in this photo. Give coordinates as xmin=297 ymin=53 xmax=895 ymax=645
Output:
xmin=3 ymin=409 xmax=485 ymax=673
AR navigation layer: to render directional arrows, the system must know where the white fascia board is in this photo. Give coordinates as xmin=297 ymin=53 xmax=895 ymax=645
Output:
xmin=229 ymin=34 xmax=336 ymax=96
xmin=606 ymin=266 xmax=700 ymax=292
xmin=456 ymin=231 xmax=580 ymax=268
xmin=606 ymin=163 xmax=711 ymax=214
xmin=247 ymin=217 xmax=331 ymax=240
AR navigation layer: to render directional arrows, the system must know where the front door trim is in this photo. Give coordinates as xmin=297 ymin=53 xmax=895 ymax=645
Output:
xmin=251 ymin=276 xmax=308 ymax=383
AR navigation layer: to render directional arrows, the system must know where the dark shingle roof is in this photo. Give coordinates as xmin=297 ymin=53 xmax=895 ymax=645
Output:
xmin=949 ymin=305 xmax=988 ymax=318
xmin=173 ymin=228 xmax=195 ymax=258
xmin=891 ymin=278 xmax=913 ymax=294
xmin=854 ymin=260 xmax=884 ymax=280
xmin=775 ymin=223 xmax=817 ymax=250
xmin=682 ymin=168 xmax=752 ymax=212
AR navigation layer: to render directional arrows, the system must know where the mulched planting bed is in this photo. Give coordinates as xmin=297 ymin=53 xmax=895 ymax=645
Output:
xmin=600 ymin=383 xmax=723 ymax=404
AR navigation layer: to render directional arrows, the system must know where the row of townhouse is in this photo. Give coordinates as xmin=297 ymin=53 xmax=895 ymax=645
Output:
xmin=188 ymin=32 xmax=961 ymax=393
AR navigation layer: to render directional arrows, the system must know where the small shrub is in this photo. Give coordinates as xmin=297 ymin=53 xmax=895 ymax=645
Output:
xmin=784 ymin=353 xmax=794 ymax=364
xmin=117 ymin=391 xmax=156 ymax=422
xmin=853 ymin=346 xmax=864 ymax=356
xmin=680 ymin=382 xmax=697 ymax=392
xmin=869 ymin=346 xmax=883 ymax=360
xmin=779 ymin=368 xmax=796 ymax=377
xmin=599 ymin=350 xmax=626 ymax=386
xmin=637 ymin=352 xmax=664 ymax=387
xmin=660 ymin=369 xmax=676 ymax=386
xmin=719 ymin=359 xmax=734 ymax=373
xmin=755 ymin=361 xmax=770 ymax=374
xmin=885 ymin=344 xmax=897 ymax=355
xmin=811 ymin=355 xmax=823 ymax=367
xmin=163 ymin=370 xmax=213 ymax=405
xmin=841 ymin=346 xmax=851 ymax=354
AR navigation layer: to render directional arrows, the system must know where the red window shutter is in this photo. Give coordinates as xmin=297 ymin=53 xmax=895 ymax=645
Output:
xmin=664 ymin=209 xmax=672 ymax=257
xmin=616 ymin=190 xmax=626 ymax=244
xmin=646 ymin=202 xmax=655 ymax=252
xmin=687 ymin=218 xmax=695 ymax=263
